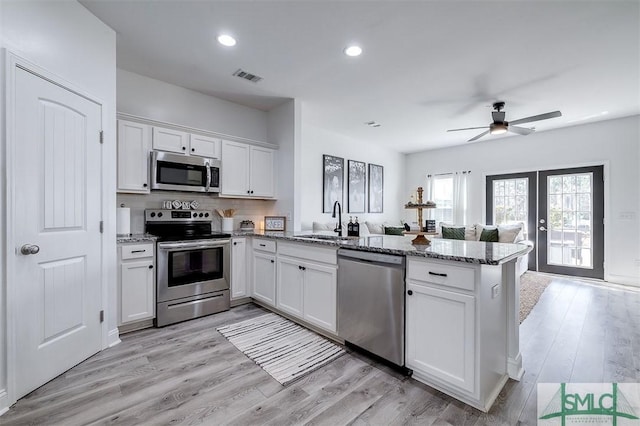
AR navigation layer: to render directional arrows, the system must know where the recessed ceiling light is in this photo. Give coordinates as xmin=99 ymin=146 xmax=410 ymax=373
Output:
xmin=217 ymin=34 xmax=236 ymax=47
xmin=344 ymin=45 xmax=362 ymax=57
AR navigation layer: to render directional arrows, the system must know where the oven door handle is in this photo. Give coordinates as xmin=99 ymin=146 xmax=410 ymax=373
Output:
xmin=158 ymin=240 xmax=230 ymax=251
xmin=205 ymin=162 xmax=211 ymax=192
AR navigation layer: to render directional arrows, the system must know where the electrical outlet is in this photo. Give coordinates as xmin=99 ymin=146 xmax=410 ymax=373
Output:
xmin=619 ymin=211 xmax=636 ymax=220
xmin=492 ymin=284 xmax=500 ymax=298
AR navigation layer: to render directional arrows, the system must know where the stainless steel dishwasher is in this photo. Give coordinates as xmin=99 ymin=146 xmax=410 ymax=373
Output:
xmin=337 ymin=248 xmax=406 ymax=367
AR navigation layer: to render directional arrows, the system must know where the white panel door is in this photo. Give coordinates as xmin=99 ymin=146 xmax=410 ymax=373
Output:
xmin=190 ymin=134 xmax=221 ymax=159
xmin=221 ymin=140 xmax=250 ymax=196
xmin=276 ymin=257 xmax=304 ymax=318
xmin=231 ymin=238 xmax=247 ymax=299
xmin=406 ymin=281 xmax=475 ymax=393
xmin=152 ymin=127 xmax=188 ymax=154
xmin=13 ymin=67 xmax=102 ymax=399
xmin=252 ymin=252 xmax=276 ymax=306
xmin=117 ymin=120 xmax=150 ymax=193
xmin=250 ymin=147 xmax=275 ymax=198
xmin=120 ymin=259 xmax=155 ymax=324
xmin=302 ymin=262 xmax=337 ymax=332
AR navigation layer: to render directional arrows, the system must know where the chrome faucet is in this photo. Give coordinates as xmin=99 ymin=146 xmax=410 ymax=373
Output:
xmin=332 ymin=201 xmax=342 ymax=235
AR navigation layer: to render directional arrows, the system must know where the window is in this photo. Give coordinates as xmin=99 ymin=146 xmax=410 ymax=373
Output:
xmin=492 ymin=177 xmax=529 ymax=227
xmin=431 ymin=175 xmax=453 ymax=224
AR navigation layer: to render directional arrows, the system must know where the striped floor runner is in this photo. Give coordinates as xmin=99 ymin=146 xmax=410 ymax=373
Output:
xmin=217 ymin=313 xmax=345 ymax=385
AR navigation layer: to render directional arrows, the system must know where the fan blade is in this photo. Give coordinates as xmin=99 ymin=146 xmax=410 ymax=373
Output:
xmin=509 ymin=111 xmax=562 ymax=125
xmin=492 ymin=111 xmax=506 ymax=122
xmin=508 ymin=125 xmax=534 ymax=135
xmin=447 ymin=126 xmax=489 ymax=132
xmin=468 ymin=130 xmax=490 ymax=142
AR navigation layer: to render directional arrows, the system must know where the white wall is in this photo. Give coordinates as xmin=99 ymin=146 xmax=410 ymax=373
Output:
xmin=116 ymin=70 xmax=280 ymax=230
xmin=0 ymin=0 xmax=117 ymax=410
xmin=405 ymin=115 xmax=640 ymax=286
xmin=267 ymin=99 xmax=300 ymax=231
xmin=117 ymin=69 xmax=269 ymax=143
xmin=300 ymin=123 xmax=406 ymax=229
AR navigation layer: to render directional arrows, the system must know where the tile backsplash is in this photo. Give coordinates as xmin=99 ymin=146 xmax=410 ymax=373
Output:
xmin=117 ymin=191 xmax=277 ymax=233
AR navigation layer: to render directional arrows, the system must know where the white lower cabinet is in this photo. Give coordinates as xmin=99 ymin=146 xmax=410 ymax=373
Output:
xmin=406 ymin=281 xmax=475 ymax=393
xmin=119 ymin=243 xmax=155 ymax=325
xmin=405 ymin=257 xmax=508 ymax=412
xmin=252 ymin=239 xmax=277 ymax=307
xmin=276 ymin=257 xmax=304 ymax=317
xmin=275 ymin=242 xmax=337 ymax=333
xmin=231 ymin=238 xmax=248 ymax=300
xmin=302 ymin=262 xmax=337 ymax=332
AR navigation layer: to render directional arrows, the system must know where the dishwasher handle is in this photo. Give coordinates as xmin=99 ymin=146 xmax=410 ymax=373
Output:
xmin=338 ymin=249 xmax=405 ymax=267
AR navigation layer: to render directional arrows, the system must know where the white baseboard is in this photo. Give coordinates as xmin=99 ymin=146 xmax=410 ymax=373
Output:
xmin=0 ymin=389 xmax=9 ymax=417
xmin=606 ymin=274 xmax=640 ymax=287
xmin=507 ymin=353 xmax=524 ymax=380
xmin=107 ymin=327 xmax=121 ymax=348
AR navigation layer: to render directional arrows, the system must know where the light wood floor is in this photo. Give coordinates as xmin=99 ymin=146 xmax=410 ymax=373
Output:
xmin=2 ymin=275 xmax=639 ymax=425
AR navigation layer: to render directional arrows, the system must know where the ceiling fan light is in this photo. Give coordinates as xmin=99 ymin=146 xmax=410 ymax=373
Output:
xmin=490 ymin=123 xmax=508 ymax=135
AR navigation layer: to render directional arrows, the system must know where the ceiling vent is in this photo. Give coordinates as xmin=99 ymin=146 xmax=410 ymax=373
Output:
xmin=233 ymin=68 xmax=263 ymax=83
xmin=365 ymin=121 xmax=381 ymax=128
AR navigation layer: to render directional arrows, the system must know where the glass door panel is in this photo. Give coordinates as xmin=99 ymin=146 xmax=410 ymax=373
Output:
xmin=539 ymin=166 xmax=604 ymax=279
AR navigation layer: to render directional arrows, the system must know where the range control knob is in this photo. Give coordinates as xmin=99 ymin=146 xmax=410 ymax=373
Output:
xmin=158 ymin=212 xmax=163 ymax=218
xmin=150 ymin=212 xmax=156 ymax=218
xmin=199 ymin=213 xmax=204 ymax=217
xmin=193 ymin=212 xmax=198 ymax=218
xmin=205 ymin=212 xmax=209 ymax=217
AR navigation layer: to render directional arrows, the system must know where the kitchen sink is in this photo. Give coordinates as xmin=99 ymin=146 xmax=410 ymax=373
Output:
xmin=293 ymin=234 xmax=359 ymax=243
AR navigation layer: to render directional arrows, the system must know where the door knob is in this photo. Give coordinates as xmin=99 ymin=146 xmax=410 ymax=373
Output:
xmin=539 ymin=226 xmax=547 ymax=231
xmin=20 ymin=244 xmax=40 ymax=255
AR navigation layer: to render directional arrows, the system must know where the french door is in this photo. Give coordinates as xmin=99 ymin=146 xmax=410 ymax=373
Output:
xmin=487 ymin=165 xmax=604 ymax=279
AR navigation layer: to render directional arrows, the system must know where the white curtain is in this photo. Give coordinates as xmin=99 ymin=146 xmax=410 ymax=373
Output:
xmin=452 ymin=171 xmax=469 ymax=225
xmin=425 ymin=174 xmax=434 ymax=201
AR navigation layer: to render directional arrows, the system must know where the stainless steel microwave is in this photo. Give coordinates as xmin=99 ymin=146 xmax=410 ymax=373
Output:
xmin=151 ymin=151 xmax=220 ymax=193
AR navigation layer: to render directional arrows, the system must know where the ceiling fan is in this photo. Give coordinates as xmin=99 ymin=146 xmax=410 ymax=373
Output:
xmin=447 ymin=102 xmax=562 ymax=142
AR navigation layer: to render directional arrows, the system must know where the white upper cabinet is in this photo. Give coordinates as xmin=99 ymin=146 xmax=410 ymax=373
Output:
xmin=221 ymin=141 xmax=250 ymax=196
xmin=221 ymin=140 xmax=275 ymax=198
xmin=190 ymin=134 xmax=221 ymax=159
xmin=250 ymin=146 xmax=275 ymax=198
xmin=152 ymin=127 xmax=189 ymax=154
xmin=117 ymin=120 xmax=151 ymax=194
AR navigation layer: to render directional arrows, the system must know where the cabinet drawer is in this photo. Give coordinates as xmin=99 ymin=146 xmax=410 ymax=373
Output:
xmin=407 ymin=258 xmax=475 ymax=292
xmin=121 ymin=243 xmax=154 ymax=260
xmin=253 ymin=238 xmax=276 ymax=253
xmin=278 ymin=242 xmax=337 ymax=265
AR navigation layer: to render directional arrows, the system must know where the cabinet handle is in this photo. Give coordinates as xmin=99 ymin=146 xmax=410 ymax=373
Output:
xmin=182 ymin=146 xmax=186 ymax=151
xmin=233 ymin=242 xmax=237 ymax=246
xmin=191 ymin=148 xmax=195 ymax=152
xmin=148 ymin=265 xmax=153 ymax=269
xmin=302 ymin=266 xmax=306 ymax=271
xmin=250 ymin=190 xmax=254 ymax=194
xmin=428 ymin=271 xmax=447 ymax=277
xmin=131 ymin=249 xmax=146 ymax=253
xmin=247 ymin=190 xmax=251 ymax=194
xmin=270 ymin=259 xmax=275 ymax=264
xmin=407 ymin=290 xmax=413 ymax=296
xmin=259 ymin=244 xmax=266 ymax=247
xmin=143 ymin=183 xmax=148 ymax=188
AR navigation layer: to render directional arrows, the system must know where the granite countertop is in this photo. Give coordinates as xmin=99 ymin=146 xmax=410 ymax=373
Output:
xmin=117 ymin=233 xmax=158 ymax=244
xmin=231 ymin=231 xmax=532 ymax=265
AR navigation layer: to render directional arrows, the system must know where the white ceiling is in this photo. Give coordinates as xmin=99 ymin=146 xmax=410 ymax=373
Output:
xmin=81 ymin=0 xmax=640 ymax=153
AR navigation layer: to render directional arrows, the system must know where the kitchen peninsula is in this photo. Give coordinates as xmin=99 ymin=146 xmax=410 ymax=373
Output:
xmin=232 ymin=232 xmax=532 ymax=411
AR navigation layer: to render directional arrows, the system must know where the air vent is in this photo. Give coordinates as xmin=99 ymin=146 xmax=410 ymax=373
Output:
xmin=233 ymin=69 xmax=263 ymax=83
xmin=365 ymin=121 xmax=381 ymax=128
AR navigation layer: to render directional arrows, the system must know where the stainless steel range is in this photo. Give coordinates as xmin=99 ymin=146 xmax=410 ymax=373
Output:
xmin=145 ymin=209 xmax=231 ymax=327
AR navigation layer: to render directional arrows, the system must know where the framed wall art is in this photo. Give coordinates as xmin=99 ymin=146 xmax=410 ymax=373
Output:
xmin=348 ymin=160 xmax=366 ymax=213
xmin=368 ymin=163 xmax=384 ymax=213
xmin=322 ymin=155 xmax=344 ymax=213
